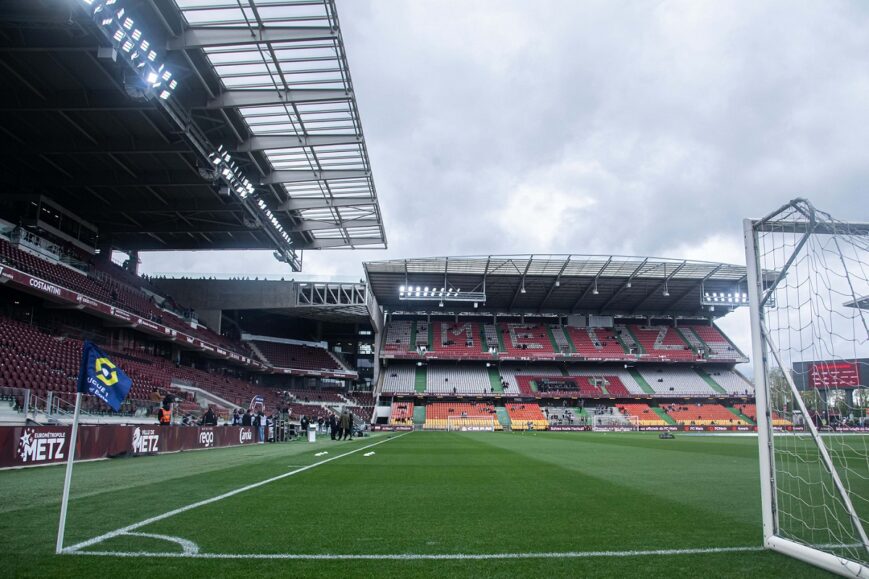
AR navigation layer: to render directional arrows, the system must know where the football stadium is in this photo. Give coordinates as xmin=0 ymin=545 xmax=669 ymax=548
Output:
xmin=0 ymin=1 xmax=867 ymax=577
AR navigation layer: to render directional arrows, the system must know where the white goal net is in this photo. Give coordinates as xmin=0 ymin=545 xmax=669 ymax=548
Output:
xmin=591 ymin=414 xmax=639 ymax=432
xmin=745 ymin=199 xmax=869 ymax=576
xmin=446 ymin=415 xmax=496 ymax=432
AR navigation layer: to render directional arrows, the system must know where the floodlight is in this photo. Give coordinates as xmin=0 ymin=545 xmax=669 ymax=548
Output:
xmin=122 ymin=17 xmax=133 ymax=30
xmin=159 ymin=90 xmax=170 ymax=100
xmin=101 ymin=17 xmax=113 ymax=26
xmin=162 ymin=70 xmax=171 ymax=81
xmin=140 ymin=40 xmax=149 ymax=51
xmin=131 ymin=29 xmax=141 ymax=41
xmin=169 ymin=80 xmax=177 ymax=90
xmin=121 ymin=40 xmax=134 ymax=52
xmin=147 ymin=51 xmax=157 ymax=61
xmin=663 ymin=289 xmax=670 ymax=297
xmin=113 ymin=29 xmax=124 ymax=41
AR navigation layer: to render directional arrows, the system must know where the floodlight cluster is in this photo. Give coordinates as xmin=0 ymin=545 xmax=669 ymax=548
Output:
xmin=81 ymin=0 xmax=178 ymax=100
xmin=399 ymin=286 xmax=461 ymax=298
xmin=703 ymin=291 xmax=749 ymax=305
xmin=208 ymin=145 xmax=292 ymax=246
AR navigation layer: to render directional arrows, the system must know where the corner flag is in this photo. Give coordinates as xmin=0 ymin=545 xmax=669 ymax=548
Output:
xmin=76 ymin=340 xmax=132 ymax=412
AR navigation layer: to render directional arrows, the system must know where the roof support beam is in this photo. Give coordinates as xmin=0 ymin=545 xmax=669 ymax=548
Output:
xmin=287 ymin=219 xmax=379 ymax=233
xmin=509 ymin=256 xmax=533 ymax=310
xmin=299 ymin=237 xmax=384 ymax=249
xmin=167 ymin=26 xmax=337 ymax=50
xmin=206 ymin=89 xmax=350 ymax=109
xmin=571 ymin=257 xmax=612 ymax=312
xmin=631 ymin=261 xmax=688 ymax=314
xmin=235 ymin=134 xmax=362 ymax=152
xmin=278 ymin=197 xmax=375 ymax=211
xmin=597 ymin=258 xmax=649 ymax=313
xmin=262 ymin=169 xmax=368 ymax=185
xmin=539 ymin=256 xmax=572 ymax=311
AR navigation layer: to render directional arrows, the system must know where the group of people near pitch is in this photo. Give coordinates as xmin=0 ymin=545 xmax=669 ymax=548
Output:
xmin=327 ymin=409 xmax=355 ymax=440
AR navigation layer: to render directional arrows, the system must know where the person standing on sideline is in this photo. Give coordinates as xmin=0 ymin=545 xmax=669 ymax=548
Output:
xmin=340 ymin=410 xmax=352 ymax=441
xmin=241 ymin=408 xmax=253 ymax=427
xmin=255 ymin=410 xmax=265 ymax=443
xmin=329 ymin=414 xmax=338 ymax=440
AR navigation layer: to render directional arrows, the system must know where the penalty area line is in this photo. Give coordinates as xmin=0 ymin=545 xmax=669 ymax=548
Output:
xmin=66 ymin=545 xmax=766 ymax=560
xmin=62 ymin=432 xmax=411 ymax=555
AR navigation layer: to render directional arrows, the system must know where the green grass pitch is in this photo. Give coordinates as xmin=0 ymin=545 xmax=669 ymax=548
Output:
xmin=0 ymin=432 xmax=839 ymax=577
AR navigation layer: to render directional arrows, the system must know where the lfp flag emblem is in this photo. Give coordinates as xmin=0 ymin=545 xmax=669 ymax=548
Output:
xmin=76 ymin=341 xmax=133 ymax=412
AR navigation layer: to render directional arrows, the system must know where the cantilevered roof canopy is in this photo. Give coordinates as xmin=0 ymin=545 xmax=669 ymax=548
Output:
xmin=0 ymin=0 xmax=385 ymax=270
xmin=365 ymin=255 xmax=752 ymax=318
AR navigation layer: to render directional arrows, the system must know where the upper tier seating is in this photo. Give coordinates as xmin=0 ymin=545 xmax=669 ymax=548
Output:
xmin=497 ymin=365 xmax=561 ymax=395
xmin=433 ymin=322 xmax=481 ymax=355
xmin=383 ymin=320 xmax=412 ymax=352
xmin=381 ymin=365 xmax=416 ymax=393
xmin=390 ymin=401 xmax=414 ymax=425
xmin=427 ymin=364 xmax=490 ymax=394
xmin=424 ymin=402 xmax=499 ymax=430
xmin=684 ymin=324 xmax=745 ymax=361
xmin=505 ymin=403 xmax=548 ymax=430
xmin=252 ymin=341 xmax=344 ymax=372
xmin=565 ymin=326 xmax=630 ymax=359
xmin=499 ymin=323 xmax=555 ymax=356
xmin=627 ymin=325 xmax=696 ymax=361
xmin=616 ymin=403 xmax=669 ymax=426
xmin=513 ymin=375 xmax=631 ymax=397
xmin=286 ymin=389 xmax=346 ymax=403
xmin=0 ymin=238 xmax=248 ymax=356
xmin=663 ymin=403 xmax=748 ymax=426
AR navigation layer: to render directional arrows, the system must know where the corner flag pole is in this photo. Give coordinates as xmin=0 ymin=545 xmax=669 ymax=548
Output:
xmin=56 ymin=391 xmax=83 ymax=554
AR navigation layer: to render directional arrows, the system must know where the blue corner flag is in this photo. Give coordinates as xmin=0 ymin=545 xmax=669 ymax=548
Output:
xmin=76 ymin=341 xmax=133 ymax=412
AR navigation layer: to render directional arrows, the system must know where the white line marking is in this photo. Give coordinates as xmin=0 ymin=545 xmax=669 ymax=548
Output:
xmin=314 ymin=452 xmax=328 ymax=457
xmin=363 ymin=452 xmax=375 ymax=457
xmin=67 ymin=545 xmax=765 ymax=560
xmin=63 ymin=432 xmax=410 ymax=554
xmin=121 ymin=532 xmax=200 ymax=555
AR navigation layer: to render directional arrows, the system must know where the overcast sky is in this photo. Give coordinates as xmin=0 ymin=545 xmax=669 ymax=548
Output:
xmin=140 ymin=0 xmax=869 ymax=362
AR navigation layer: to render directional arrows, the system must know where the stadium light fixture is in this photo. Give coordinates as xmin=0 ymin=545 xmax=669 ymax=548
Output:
xmin=79 ymin=0 xmax=179 ymax=102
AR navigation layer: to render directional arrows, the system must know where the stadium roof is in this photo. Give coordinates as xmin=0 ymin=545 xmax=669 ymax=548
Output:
xmin=364 ymin=255 xmax=753 ymax=317
xmin=0 ymin=0 xmax=385 ymax=270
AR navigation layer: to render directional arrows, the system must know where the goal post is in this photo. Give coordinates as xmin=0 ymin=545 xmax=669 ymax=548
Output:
xmin=446 ymin=415 xmax=496 ymax=432
xmin=745 ymin=198 xmax=869 ymax=576
xmin=591 ymin=414 xmax=639 ymax=432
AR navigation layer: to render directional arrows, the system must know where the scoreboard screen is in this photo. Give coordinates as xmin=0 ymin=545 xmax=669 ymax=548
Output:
xmin=809 ymin=361 xmax=861 ymax=388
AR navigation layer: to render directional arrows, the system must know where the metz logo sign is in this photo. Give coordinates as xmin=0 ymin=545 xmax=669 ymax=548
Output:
xmin=132 ymin=427 xmax=159 ymax=453
xmin=17 ymin=429 xmax=66 ymax=463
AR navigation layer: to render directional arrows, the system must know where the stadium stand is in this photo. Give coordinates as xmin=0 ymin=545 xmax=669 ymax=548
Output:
xmin=424 ymin=402 xmax=499 ymax=430
xmin=499 ymin=323 xmax=555 ymax=356
xmin=734 ymin=403 xmax=791 ymax=426
xmin=662 ymin=403 xmax=749 ymax=426
xmin=683 ymin=324 xmax=746 ymax=361
xmin=565 ymin=325 xmax=630 ymax=359
xmin=616 ymin=403 xmax=671 ymax=426
xmin=635 ymin=366 xmax=719 ymax=397
xmin=627 ymin=325 xmax=697 ymax=361
xmin=505 ymin=403 xmax=548 ymax=430
xmin=381 ymin=365 xmax=416 ymax=393
xmin=433 ymin=322 xmax=480 ymax=355
xmin=426 ymin=364 xmax=490 ymax=394
xmin=390 ymin=401 xmax=414 ymax=425
xmin=383 ymin=320 xmax=412 ymax=352
xmin=251 ymin=341 xmax=346 ymax=372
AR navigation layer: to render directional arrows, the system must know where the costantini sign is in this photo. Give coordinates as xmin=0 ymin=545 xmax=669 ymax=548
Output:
xmin=0 ymin=425 xmax=257 ymax=468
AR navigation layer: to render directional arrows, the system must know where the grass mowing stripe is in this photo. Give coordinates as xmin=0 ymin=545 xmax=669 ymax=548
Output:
xmin=69 ymin=545 xmax=766 ymax=560
xmin=63 ymin=432 xmax=410 ymax=554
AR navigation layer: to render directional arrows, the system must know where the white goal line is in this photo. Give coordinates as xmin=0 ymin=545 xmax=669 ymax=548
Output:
xmin=69 ymin=545 xmax=767 ymax=560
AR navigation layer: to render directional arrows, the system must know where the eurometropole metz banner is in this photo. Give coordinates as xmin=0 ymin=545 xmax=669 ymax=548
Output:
xmin=0 ymin=425 xmax=257 ymax=468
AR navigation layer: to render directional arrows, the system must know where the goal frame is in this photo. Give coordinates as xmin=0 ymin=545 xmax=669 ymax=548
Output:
xmin=744 ymin=199 xmax=869 ymax=577
xmin=591 ymin=414 xmax=639 ymax=432
xmin=446 ymin=415 xmax=496 ymax=432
